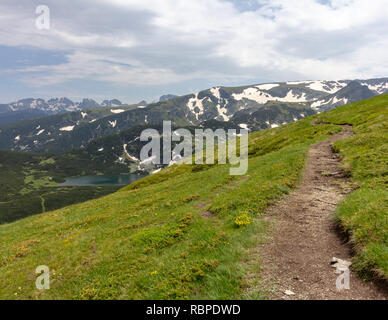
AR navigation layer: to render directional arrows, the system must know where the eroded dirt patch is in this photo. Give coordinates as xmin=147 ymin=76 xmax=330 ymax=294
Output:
xmin=257 ymin=125 xmax=388 ymax=300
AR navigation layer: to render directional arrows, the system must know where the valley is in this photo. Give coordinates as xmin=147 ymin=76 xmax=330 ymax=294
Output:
xmin=0 ymin=149 xmax=132 ymax=224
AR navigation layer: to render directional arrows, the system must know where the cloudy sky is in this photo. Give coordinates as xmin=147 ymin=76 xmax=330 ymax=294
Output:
xmin=1 ymin=0 xmax=388 ymax=103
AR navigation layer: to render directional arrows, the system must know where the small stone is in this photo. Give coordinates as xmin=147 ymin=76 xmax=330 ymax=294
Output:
xmin=284 ymin=290 xmax=296 ymax=296
xmin=331 ymin=257 xmax=352 ymax=269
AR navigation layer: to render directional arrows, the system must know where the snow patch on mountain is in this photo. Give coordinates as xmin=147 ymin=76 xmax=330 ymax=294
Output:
xmin=361 ymin=82 xmax=388 ymax=94
xmin=60 ymin=125 xmax=75 ymax=132
xmin=123 ymin=144 xmax=140 ymax=162
xmin=187 ymin=93 xmax=205 ymax=120
xmin=256 ymin=83 xmax=279 ymax=90
xmin=216 ymin=103 xmax=229 ymax=121
xmin=210 ymin=87 xmax=221 ymax=100
xmin=233 ymin=88 xmax=307 ymax=104
xmin=210 ymin=87 xmax=230 ymax=121
xmin=110 ymin=109 xmax=125 ymax=114
xmin=311 ymin=99 xmax=325 ymax=110
xmin=232 ymin=88 xmax=271 ymax=103
xmin=307 ymin=81 xmax=347 ymax=94
xmin=282 ymin=91 xmax=307 ymax=102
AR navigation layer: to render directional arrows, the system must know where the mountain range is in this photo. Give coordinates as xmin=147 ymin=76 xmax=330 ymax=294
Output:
xmin=0 ymin=97 xmax=111 ymax=114
xmin=0 ymin=98 xmax=125 ymax=125
xmin=0 ymin=77 xmax=387 ymax=155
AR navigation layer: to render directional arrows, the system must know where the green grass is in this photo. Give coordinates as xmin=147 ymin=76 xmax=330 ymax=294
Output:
xmin=0 ymin=94 xmax=386 ymax=299
xmin=317 ymin=94 xmax=388 ymax=280
xmin=0 ymin=117 xmax=340 ymax=299
xmin=21 ymin=169 xmax=57 ymax=194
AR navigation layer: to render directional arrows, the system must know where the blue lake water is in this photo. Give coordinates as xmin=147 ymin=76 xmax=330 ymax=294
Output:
xmin=59 ymin=174 xmax=147 ymax=187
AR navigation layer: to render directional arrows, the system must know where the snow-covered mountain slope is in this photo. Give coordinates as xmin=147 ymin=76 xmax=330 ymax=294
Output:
xmin=310 ymin=81 xmax=377 ymax=111
xmin=360 ymin=78 xmax=388 ymax=94
xmin=179 ymin=78 xmax=387 ymax=127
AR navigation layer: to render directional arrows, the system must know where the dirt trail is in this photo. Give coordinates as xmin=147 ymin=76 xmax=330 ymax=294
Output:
xmin=258 ymin=125 xmax=388 ymax=300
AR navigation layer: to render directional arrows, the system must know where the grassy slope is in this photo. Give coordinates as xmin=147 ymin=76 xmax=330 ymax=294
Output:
xmin=317 ymin=94 xmax=388 ymax=279
xmin=0 ymin=94 xmax=386 ymax=299
xmin=0 ymin=118 xmax=341 ymax=299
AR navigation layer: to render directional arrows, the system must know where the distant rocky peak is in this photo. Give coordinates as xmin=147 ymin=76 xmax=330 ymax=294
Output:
xmin=101 ymin=99 xmax=123 ymax=107
xmin=78 ymin=98 xmax=100 ymax=109
xmin=47 ymin=97 xmax=74 ymax=105
xmin=159 ymin=94 xmax=178 ymax=102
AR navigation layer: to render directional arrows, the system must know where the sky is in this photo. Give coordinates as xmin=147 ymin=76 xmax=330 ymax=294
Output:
xmin=0 ymin=0 xmax=388 ymax=104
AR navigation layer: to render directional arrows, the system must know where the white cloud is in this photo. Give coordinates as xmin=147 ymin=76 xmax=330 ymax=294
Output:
xmin=1 ymin=0 xmax=388 ymax=90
